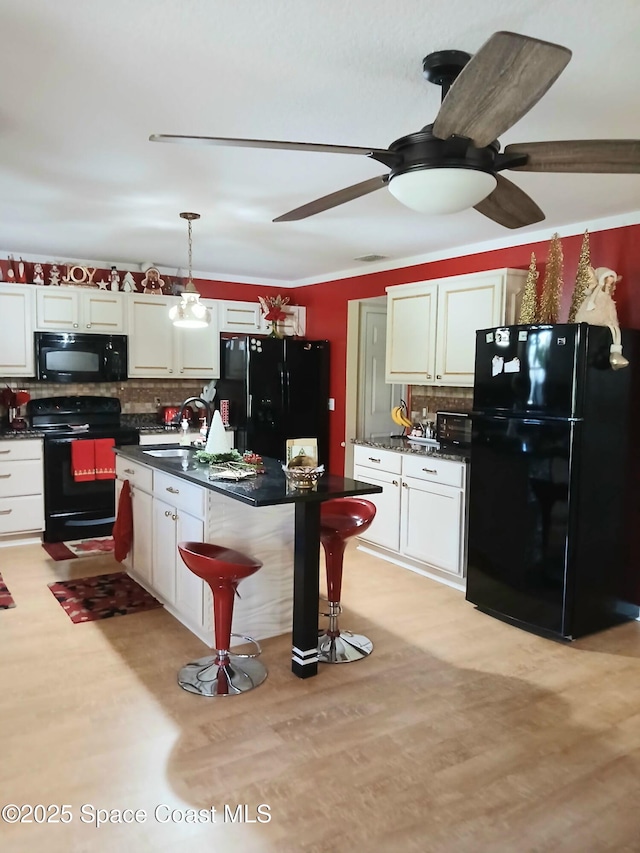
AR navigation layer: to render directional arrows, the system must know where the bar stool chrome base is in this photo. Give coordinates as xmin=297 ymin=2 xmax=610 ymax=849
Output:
xmin=178 ymin=654 xmax=267 ymax=697
xmin=317 ymin=630 xmax=373 ymax=664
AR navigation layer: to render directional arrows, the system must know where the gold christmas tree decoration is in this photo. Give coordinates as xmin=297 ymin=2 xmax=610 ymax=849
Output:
xmin=568 ymin=229 xmax=592 ymax=322
xmin=539 ymin=233 xmax=564 ymax=324
xmin=518 ymin=252 xmax=539 ymax=324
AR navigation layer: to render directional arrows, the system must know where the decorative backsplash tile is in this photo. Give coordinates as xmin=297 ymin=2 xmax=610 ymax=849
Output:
xmin=409 ymin=386 xmax=473 ymax=417
xmin=0 ymin=377 xmax=205 ymax=415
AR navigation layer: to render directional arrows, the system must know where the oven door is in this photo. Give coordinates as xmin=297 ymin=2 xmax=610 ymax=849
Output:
xmin=42 ymin=429 xmax=138 ymax=542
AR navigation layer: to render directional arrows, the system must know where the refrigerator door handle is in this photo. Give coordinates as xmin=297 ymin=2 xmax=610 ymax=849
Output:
xmin=248 ymin=394 xmax=252 ymax=418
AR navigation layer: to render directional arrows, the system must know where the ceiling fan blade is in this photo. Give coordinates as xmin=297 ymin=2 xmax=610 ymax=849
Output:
xmin=273 ymin=175 xmax=389 ymax=222
xmin=433 ymin=31 xmax=572 ymax=148
xmin=474 ymin=174 xmax=545 ymax=229
xmin=504 ymin=140 xmax=640 ymax=173
xmin=149 ymin=133 xmax=391 ymax=160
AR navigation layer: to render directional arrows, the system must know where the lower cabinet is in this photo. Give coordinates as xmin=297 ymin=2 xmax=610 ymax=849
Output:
xmin=0 ymin=439 xmax=44 ymax=539
xmin=353 ymin=444 xmax=467 ymax=582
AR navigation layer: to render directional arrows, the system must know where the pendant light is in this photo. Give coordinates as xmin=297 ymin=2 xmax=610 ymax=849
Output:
xmin=169 ymin=212 xmax=211 ymax=329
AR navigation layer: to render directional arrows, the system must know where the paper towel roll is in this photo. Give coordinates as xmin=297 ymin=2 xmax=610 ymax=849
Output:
xmin=204 ymin=410 xmax=229 ymax=454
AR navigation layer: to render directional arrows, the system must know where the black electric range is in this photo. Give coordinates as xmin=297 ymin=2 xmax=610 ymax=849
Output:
xmin=27 ymin=396 xmax=139 ymax=542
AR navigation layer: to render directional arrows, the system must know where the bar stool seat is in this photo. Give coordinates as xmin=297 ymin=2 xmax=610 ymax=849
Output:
xmin=318 ymin=498 xmax=377 ymax=664
xmin=177 ymin=541 xmax=267 ymax=697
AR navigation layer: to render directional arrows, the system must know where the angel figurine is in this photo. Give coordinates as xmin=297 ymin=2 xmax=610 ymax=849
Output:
xmin=575 ymin=266 xmax=628 ymax=369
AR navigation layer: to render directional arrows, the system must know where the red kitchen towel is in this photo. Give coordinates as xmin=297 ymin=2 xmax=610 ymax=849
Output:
xmin=71 ymin=440 xmax=96 ymax=482
xmin=94 ymin=438 xmax=116 ymax=480
xmin=113 ymin=480 xmax=133 ymax=563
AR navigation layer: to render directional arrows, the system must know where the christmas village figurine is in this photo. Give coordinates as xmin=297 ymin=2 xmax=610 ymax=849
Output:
xmin=122 ymin=271 xmax=136 ymax=292
xmin=32 ymin=263 xmax=44 ymax=285
xmin=49 ymin=264 xmax=61 ymax=286
xmin=575 ymin=267 xmax=628 ymax=370
xmin=141 ymin=267 xmax=165 ymax=294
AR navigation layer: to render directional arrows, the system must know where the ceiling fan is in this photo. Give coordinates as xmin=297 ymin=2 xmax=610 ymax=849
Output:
xmin=150 ymin=31 xmax=640 ymax=230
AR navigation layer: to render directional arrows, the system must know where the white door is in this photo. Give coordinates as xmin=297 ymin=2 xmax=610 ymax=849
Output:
xmin=175 ymin=299 xmax=220 ymax=379
xmin=127 ymin=295 xmax=174 ymax=377
xmin=132 ymin=487 xmax=154 ymax=586
xmin=83 ymin=292 xmax=125 ymax=333
xmin=434 ymin=276 xmax=503 ymax=386
xmin=35 ymin=288 xmax=79 ymax=330
xmin=152 ymin=497 xmax=177 ymax=603
xmin=0 ymin=284 xmax=34 ymax=375
xmin=385 ymin=285 xmax=438 ymax=383
xmin=353 ymin=465 xmax=401 ymax=552
xmin=174 ymin=510 xmax=206 ymax=630
xmin=400 ymin=476 xmax=463 ymax=575
xmin=358 ymin=303 xmax=399 ymax=441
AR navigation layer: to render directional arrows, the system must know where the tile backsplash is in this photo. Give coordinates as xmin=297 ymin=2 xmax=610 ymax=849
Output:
xmin=0 ymin=378 xmax=205 ymax=415
xmin=409 ymin=386 xmax=473 ymax=418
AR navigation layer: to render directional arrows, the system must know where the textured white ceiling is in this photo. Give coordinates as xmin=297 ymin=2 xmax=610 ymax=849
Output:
xmin=0 ymin=0 xmax=639 ymax=284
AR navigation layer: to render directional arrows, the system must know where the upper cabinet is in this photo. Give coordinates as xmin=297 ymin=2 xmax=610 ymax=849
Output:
xmin=386 ymin=269 xmax=526 ymax=386
xmin=35 ymin=287 xmax=125 ymax=333
xmin=220 ymin=300 xmax=306 ymax=338
xmin=127 ymin=293 xmax=219 ymax=379
xmin=0 ymin=284 xmax=35 ymax=376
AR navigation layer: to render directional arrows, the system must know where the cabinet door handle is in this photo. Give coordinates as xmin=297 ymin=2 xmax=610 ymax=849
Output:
xmin=168 ymin=368 xmax=173 ymax=373
xmin=172 ymin=513 xmax=178 ymax=521
xmin=73 ymin=323 xmax=79 ymax=328
xmin=166 ymin=486 xmax=179 ymax=494
xmin=124 ymin=468 xmax=135 ymax=475
xmin=436 ymin=375 xmax=442 ymax=379
xmin=0 ymin=508 xmax=12 ymax=515
xmin=402 ymin=481 xmax=408 ymax=488
xmin=0 ymin=473 xmax=11 ymax=478
xmin=368 ymin=457 xmax=381 ymax=463
xmin=179 ymin=369 xmax=184 ymax=374
xmin=164 ymin=509 xmax=172 ymax=517
xmin=422 ymin=467 xmax=438 ymax=474
xmin=392 ymin=479 xmax=399 ymax=486
xmin=426 ymin=374 xmax=432 ymax=379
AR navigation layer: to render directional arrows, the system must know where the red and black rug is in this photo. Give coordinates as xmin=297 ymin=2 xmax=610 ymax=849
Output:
xmin=47 ymin=572 xmax=162 ymax=623
xmin=42 ymin=537 xmax=115 ymax=561
xmin=0 ymin=573 xmax=16 ymax=610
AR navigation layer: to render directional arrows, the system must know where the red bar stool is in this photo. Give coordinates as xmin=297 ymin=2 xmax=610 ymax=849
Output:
xmin=177 ymin=542 xmax=268 ymax=697
xmin=318 ymin=498 xmax=377 ymax=664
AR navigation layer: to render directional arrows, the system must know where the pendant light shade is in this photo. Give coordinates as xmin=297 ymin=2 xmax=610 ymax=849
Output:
xmin=169 ymin=211 xmax=211 ymax=329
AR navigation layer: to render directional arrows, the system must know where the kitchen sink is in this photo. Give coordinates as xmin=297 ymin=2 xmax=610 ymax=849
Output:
xmin=143 ymin=448 xmax=194 ymax=459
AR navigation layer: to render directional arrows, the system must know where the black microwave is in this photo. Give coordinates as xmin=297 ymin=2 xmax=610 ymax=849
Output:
xmin=436 ymin=410 xmax=472 ymax=448
xmin=35 ymin=332 xmax=128 ymax=383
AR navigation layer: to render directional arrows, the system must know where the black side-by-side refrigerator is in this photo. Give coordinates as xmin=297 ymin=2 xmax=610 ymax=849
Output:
xmin=216 ymin=336 xmax=330 ymax=466
xmin=467 ymin=323 xmax=640 ymax=640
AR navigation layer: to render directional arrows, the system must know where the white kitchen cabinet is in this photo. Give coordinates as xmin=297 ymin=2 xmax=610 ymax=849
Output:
xmin=127 ymin=293 xmax=219 ymax=379
xmin=386 ymin=268 xmax=526 ymax=386
xmin=0 ymin=439 xmax=44 ymax=540
xmin=353 ymin=444 xmax=467 ymax=582
xmin=35 ymin=286 xmax=125 ymax=333
xmin=115 ymin=456 xmax=154 ymax=580
xmin=219 ymin=300 xmax=262 ymax=333
xmin=257 ymin=305 xmax=306 ymax=337
xmin=0 ymin=284 xmax=35 ymax=376
xmin=153 ymin=496 xmax=205 ymax=631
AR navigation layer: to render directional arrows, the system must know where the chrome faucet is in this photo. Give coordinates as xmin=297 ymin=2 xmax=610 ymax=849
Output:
xmin=179 ymin=396 xmax=213 ymax=436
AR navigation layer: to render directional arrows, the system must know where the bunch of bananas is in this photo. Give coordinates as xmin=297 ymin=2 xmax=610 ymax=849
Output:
xmin=391 ymin=400 xmax=413 ymax=429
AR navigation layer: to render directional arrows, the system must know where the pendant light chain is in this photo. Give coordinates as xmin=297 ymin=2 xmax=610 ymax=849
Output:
xmin=187 ymin=217 xmax=193 ymax=284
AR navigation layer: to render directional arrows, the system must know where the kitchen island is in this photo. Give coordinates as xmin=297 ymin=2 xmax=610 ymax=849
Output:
xmin=115 ymin=445 xmax=381 ymax=678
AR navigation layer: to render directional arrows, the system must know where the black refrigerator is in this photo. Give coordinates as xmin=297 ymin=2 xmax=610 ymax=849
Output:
xmin=216 ymin=335 xmax=330 ymax=465
xmin=466 ymin=323 xmax=640 ymax=640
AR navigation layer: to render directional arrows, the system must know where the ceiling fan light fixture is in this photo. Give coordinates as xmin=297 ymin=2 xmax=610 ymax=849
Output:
xmin=170 ymin=212 xmax=211 ymax=329
xmin=388 ymin=167 xmax=497 ymax=214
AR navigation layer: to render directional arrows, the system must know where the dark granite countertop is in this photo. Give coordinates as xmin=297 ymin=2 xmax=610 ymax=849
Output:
xmin=116 ymin=444 xmax=382 ymax=508
xmin=353 ymin=437 xmax=470 ymax=463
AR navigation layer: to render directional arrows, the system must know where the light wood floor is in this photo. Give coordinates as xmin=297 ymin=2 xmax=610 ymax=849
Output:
xmin=2 ymin=543 xmax=640 ymax=852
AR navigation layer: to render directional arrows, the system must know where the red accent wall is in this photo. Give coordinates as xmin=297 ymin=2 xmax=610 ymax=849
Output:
xmin=295 ymin=223 xmax=640 ymax=474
